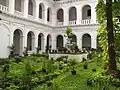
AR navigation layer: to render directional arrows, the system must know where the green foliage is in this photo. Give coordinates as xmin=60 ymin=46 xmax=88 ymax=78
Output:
xmin=96 ymin=0 xmax=120 ymax=66
xmin=64 ymin=26 xmax=73 ymax=38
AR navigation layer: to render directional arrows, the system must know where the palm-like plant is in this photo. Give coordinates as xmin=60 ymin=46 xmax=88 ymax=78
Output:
xmin=64 ymin=26 xmax=73 ymax=38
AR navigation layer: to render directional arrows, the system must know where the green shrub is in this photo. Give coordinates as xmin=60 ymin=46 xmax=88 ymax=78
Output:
xmin=83 ymin=62 xmax=88 ymax=69
xmin=68 ymin=59 xmax=77 ymax=66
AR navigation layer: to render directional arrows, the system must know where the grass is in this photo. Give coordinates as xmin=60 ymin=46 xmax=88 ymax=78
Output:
xmin=1 ymin=55 xmax=120 ymax=90
xmin=34 ymin=59 xmax=120 ymax=90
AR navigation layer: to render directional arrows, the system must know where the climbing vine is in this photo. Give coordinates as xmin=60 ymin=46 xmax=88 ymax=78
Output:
xmin=96 ymin=0 xmax=120 ymax=62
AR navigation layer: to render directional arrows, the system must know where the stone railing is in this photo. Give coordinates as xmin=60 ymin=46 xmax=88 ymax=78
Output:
xmin=0 ymin=4 xmax=8 ymax=13
xmin=28 ymin=14 xmax=34 ymax=20
xmin=69 ymin=20 xmax=77 ymax=25
xmin=57 ymin=22 xmax=64 ymax=26
xmin=81 ymin=19 xmax=91 ymax=25
xmin=56 ymin=19 xmax=96 ymax=26
xmin=14 ymin=10 xmax=23 ymax=17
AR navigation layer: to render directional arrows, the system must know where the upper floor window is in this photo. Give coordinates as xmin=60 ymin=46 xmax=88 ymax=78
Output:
xmin=82 ymin=5 xmax=91 ymax=20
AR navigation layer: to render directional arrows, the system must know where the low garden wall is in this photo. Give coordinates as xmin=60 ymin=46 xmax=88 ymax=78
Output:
xmin=49 ymin=53 xmax=88 ymax=62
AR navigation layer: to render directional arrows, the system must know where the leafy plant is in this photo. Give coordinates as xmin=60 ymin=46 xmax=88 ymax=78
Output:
xmin=8 ymin=45 xmax=16 ymax=58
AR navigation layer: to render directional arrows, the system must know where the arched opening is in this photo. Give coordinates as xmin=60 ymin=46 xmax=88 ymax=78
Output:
xmin=82 ymin=34 xmax=91 ymax=49
xmin=0 ymin=0 xmax=8 ymax=6
xmin=39 ymin=3 xmax=45 ymax=19
xmin=82 ymin=5 xmax=91 ymax=20
xmin=69 ymin=7 xmax=77 ymax=21
xmin=57 ymin=9 xmax=64 ymax=22
xmin=46 ymin=34 xmax=52 ymax=49
xmin=13 ymin=29 xmax=23 ymax=55
xmin=71 ymin=34 xmax=77 ymax=44
xmin=57 ymin=35 xmax=63 ymax=48
xmin=27 ymin=31 xmax=35 ymax=51
xmin=38 ymin=33 xmax=44 ymax=51
xmin=15 ymin=0 xmax=22 ymax=11
xmin=28 ymin=0 xmax=33 ymax=15
xmin=47 ymin=8 xmax=52 ymax=22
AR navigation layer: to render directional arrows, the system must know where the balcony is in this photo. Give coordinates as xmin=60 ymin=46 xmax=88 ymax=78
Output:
xmin=69 ymin=20 xmax=77 ymax=25
xmin=14 ymin=10 xmax=23 ymax=18
xmin=81 ymin=19 xmax=91 ymax=25
xmin=0 ymin=4 xmax=8 ymax=13
xmin=56 ymin=19 xmax=97 ymax=27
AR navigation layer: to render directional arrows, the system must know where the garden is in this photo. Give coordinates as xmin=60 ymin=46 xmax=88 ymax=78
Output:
xmin=1 ymin=50 xmax=120 ymax=90
xmin=1 ymin=0 xmax=120 ymax=90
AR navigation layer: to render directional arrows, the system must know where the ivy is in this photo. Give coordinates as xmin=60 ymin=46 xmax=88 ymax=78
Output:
xmin=96 ymin=0 xmax=120 ymax=62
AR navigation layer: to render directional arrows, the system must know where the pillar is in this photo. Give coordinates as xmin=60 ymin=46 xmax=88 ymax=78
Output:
xmin=52 ymin=10 xmax=57 ymax=26
xmin=76 ymin=6 xmax=82 ymax=24
xmin=43 ymin=35 xmax=47 ymax=52
xmin=64 ymin=7 xmax=69 ymax=26
xmin=91 ymin=4 xmax=97 ymax=24
xmin=9 ymin=0 xmax=15 ymax=14
xmin=23 ymin=0 xmax=29 ymax=18
xmin=44 ymin=6 xmax=48 ymax=24
xmin=91 ymin=37 xmax=97 ymax=49
xmin=34 ymin=3 xmax=39 ymax=20
xmin=51 ymin=35 xmax=57 ymax=50
xmin=77 ymin=35 xmax=82 ymax=50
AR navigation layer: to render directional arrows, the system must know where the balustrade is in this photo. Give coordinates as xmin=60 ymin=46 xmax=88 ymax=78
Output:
xmin=14 ymin=10 xmax=23 ymax=17
xmin=0 ymin=4 xmax=8 ymax=13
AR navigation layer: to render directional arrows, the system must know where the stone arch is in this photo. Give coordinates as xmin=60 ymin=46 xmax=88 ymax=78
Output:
xmin=57 ymin=8 xmax=64 ymax=22
xmin=27 ymin=31 xmax=35 ymax=51
xmin=47 ymin=7 xmax=52 ymax=22
xmin=69 ymin=6 xmax=77 ymax=21
xmin=13 ymin=29 xmax=23 ymax=55
xmin=39 ymin=3 xmax=45 ymax=19
xmin=0 ymin=24 xmax=10 ymax=58
xmin=82 ymin=5 xmax=91 ymax=20
xmin=82 ymin=33 xmax=91 ymax=49
xmin=56 ymin=35 xmax=63 ymax=48
xmin=38 ymin=33 xmax=44 ymax=51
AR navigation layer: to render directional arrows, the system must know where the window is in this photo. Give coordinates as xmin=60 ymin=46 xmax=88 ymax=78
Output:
xmin=87 ymin=9 xmax=91 ymax=17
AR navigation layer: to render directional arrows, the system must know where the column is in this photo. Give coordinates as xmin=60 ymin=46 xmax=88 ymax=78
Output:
xmin=76 ymin=6 xmax=82 ymax=24
xmin=20 ymin=35 xmax=24 ymax=55
xmin=34 ymin=36 xmax=38 ymax=53
xmin=44 ymin=6 xmax=48 ymax=24
xmin=77 ymin=35 xmax=82 ymax=50
xmin=91 ymin=4 xmax=97 ymax=24
xmin=91 ymin=37 xmax=97 ymax=49
xmin=8 ymin=0 xmax=15 ymax=14
xmin=51 ymin=35 xmax=57 ymax=50
xmin=23 ymin=0 xmax=29 ymax=18
xmin=63 ymin=37 xmax=67 ymax=47
xmin=64 ymin=7 xmax=69 ymax=26
xmin=32 ymin=36 xmax=36 ymax=53
xmin=52 ymin=10 xmax=57 ymax=26
xmin=34 ymin=3 xmax=39 ymax=20
xmin=43 ymin=35 xmax=47 ymax=52
xmin=10 ymin=33 xmax=14 ymax=46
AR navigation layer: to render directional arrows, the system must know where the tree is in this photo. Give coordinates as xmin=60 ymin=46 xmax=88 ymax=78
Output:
xmin=96 ymin=0 xmax=120 ymax=76
xmin=106 ymin=0 xmax=116 ymax=71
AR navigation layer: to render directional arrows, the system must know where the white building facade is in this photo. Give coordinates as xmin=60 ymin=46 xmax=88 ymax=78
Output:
xmin=0 ymin=0 xmax=98 ymax=58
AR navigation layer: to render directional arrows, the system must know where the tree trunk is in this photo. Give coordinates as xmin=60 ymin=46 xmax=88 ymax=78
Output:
xmin=106 ymin=0 xmax=116 ymax=71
